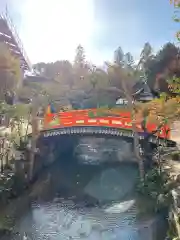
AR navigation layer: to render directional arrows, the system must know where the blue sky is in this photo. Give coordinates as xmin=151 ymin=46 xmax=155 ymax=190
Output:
xmin=0 ymin=0 xmax=179 ymax=65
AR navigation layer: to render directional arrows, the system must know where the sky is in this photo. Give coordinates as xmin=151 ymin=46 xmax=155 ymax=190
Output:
xmin=0 ymin=0 xmax=179 ymax=65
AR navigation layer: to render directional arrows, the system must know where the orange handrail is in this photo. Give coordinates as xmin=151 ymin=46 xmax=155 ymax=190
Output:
xmin=43 ymin=110 xmax=170 ymax=139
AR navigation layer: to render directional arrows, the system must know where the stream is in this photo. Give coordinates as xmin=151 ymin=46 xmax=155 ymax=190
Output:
xmin=4 ymin=137 xmax=168 ymax=239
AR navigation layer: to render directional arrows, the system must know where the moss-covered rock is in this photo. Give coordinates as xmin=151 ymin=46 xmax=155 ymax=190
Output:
xmin=0 ymin=227 xmax=12 ymax=237
xmin=171 ymin=152 xmax=180 ymax=161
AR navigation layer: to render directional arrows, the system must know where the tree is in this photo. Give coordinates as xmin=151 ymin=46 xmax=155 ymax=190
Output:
xmin=74 ymin=45 xmax=86 ymax=68
xmin=114 ymin=47 xmax=124 ymax=65
xmin=135 ymin=42 xmax=180 ymax=139
xmin=73 ymin=45 xmax=92 ymax=91
xmin=145 ymin=43 xmax=180 ymax=94
xmin=0 ymin=43 xmax=21 ymax=103
xmin=33 ymin=60 xmax=74 ymax=89
xmin=0 ymin=103 xmax=31 ymax=149
xmin=54 ymin=60 xmax=74 ymax=88
xmin=138 ymin=42 xmax=153 ymax=70
xmin=29 ymin=41 xmax=180 ymax=124
xmin=107 ymin=58 xmax=145 ymax=179
xmin=156 ymin=43 xmax=179 ymax=71
xmin=136 ymin=42 xmax=155 ymax=89
xmin=108 ymin=47 xmax=137 ymax=91
xmin=88 ymin=65 xmax=109 ymax=91
xmin=124 ymin=52 xmax=134 ymax=69
xmin=33 ymin=62 xmax=47 ymax=75
xmin=138 ymin=44 xmax=180 ymax=139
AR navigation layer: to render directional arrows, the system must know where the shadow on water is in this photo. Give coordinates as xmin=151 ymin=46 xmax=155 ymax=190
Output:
xmin=4 ymin=137 xmax=168 ymax=240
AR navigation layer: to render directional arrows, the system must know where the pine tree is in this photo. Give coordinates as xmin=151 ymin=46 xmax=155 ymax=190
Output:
xmin=74 ymin=45 xmax=85 ymax=68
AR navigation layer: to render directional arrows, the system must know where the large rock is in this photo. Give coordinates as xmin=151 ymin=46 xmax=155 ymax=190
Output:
xmin=84 ymin=166 xmax=138 ymax=202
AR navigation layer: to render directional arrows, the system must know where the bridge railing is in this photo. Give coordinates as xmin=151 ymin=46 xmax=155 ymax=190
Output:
xmin=43 ymin=110 xmax=170 ymax=139
xmin=58 ymin=109 xmax=131 ymax=118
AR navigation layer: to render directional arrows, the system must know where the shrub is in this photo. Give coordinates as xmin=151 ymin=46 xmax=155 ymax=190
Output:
xmin=171 ymin=152 xmax=180 ymax=161
xmin=137 ymin=167 xmax=172 ymax=213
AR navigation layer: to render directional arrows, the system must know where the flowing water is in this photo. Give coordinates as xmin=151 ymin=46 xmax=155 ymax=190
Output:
xmin=4 ymin=137 xmax=168 ymax=240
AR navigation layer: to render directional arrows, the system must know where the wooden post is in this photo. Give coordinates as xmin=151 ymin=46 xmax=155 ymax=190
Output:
xmin=120 ymin=72 xmax=144 ymax=180
xmin=29 ymin=98 xmax=39 ymax=181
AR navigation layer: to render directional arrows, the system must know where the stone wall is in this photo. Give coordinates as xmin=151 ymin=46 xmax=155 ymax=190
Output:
xmin=170 ymin=121 xmax=180 ymax=148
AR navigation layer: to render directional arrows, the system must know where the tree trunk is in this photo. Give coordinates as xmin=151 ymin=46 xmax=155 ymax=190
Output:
xmin=29 ymin=102 xmax=39 ymax=181
xmin=121 ymin=77 xmax=144 ymax=180
xmin=24 ymin=110 xmax=31 ymax=140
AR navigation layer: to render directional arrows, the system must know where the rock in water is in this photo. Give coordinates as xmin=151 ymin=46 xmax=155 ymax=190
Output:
xmin=84 ymin=166 xmax=138 ymax=202
xmin=104 ymin=200 xmax=135 ymax=214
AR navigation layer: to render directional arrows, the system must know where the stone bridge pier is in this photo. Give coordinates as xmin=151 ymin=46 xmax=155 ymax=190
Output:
xmin=27 ymin=133 xmax=159 ymax=182
xmin=30 ymin=135 xmax=79 ymax=180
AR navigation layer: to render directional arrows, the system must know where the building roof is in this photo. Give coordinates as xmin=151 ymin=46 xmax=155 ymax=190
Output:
xmin=132 ymin=80 xmax=154 ymax=101
xmin=24 ymin=75 xmax=53 ymax=83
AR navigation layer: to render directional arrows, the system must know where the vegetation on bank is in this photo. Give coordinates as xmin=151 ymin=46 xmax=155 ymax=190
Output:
xmin=31 ymin=42 xmax=180 ymax=239
xmin=137 ymin=166 xmax=173 ymax=213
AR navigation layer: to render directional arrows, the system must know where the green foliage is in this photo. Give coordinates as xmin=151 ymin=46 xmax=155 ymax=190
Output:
xmin=74 ymin=45 xmax=85 ymax=67
xmin=0 ymin=43 xmax=21 ymax=101
xmin=171 ymin=151 xmax=180 ymax=161
xmin=168 ymin=219 xmax=179 ymax=240
xmin=139 ymin=42 xmax=153 ymax=69
xmin=7 ymin=104 xmax=30 ymax=120
xmin=26 ymin=42 xmax=180 ymax=114
xmin=145 ymin=43 xmax=180 ymax=93
xmin=137 ymin=167 xmax=172 ymax=213
xmin=167 ymin=76 xmax=180 ymax=94
xmin=0 ymin=102 xmax=10 ymax=114
xmin=124 ymin=52 xmax=134 ymax=67
xmin=0 ymin=103 xmax=31 ymax=150
xmin=88 ymin=111 xmax=95 ymax=118
xmin=114 ymin=46 xmax=124 ymax=64
xmin=137 ymin=168 xmax=168 ymax=196
xmin=173 ymin=12 xmax=180 ymax=22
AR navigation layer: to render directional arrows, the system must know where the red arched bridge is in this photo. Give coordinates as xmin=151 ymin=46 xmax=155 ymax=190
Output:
xmin=41 ymin=108 xmax=174 ymax=147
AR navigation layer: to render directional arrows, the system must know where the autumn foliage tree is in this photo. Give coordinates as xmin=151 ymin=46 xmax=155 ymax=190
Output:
xmin=106 ymin=46 xmax=148 ymax=180
xmin=141 ymin=43 xmax=180 ymax=126
xmin=0 ymin=43 xmax=21 ymax=104
xmin=21 ymin=41 xmax=180 ymax=179
xmin=30 ymin=42 xmax=180 ymax=126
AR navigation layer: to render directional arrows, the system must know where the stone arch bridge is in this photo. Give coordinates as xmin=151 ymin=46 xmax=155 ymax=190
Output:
xmin=40 ymin=108 xmax=174 ymax=146
xmin=33 ymin=109 xmax=175 ymax=165
xmin=27 ymin=108 xmax=176 ymax=179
